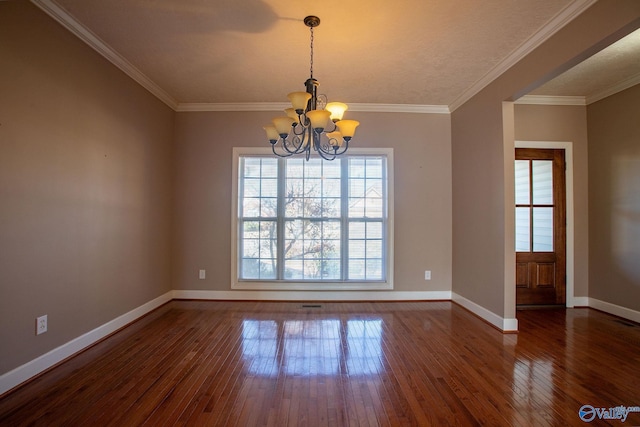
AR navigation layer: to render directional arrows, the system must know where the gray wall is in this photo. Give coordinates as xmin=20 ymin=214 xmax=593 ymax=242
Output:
xmin=172 ymin=111 xmax=453 ymax=294
xmin=0 ymin=2 xmax=174 ymax=374
xmin=587 ymin=84 xmax=640 ymax=311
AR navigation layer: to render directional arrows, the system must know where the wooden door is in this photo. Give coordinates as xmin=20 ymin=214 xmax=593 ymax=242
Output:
xmin=515 ymin=148 xmax=566 ymax=306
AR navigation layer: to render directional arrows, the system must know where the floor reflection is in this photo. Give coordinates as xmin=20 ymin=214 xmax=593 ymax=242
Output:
xmin=241 ymin=318 xmax=383 ymax=377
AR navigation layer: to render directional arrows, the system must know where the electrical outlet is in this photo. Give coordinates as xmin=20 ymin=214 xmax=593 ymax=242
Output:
xmin=199 ymin=269 xmax=206 ymax=279
xmin=36 ymin=315 xmax=47 ymax=335
xmin=424 ymin=270 xmax=431 ymax=280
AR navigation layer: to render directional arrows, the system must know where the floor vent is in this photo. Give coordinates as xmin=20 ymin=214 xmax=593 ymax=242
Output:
xmin=301 ymin=304 xmax=322 ymax=308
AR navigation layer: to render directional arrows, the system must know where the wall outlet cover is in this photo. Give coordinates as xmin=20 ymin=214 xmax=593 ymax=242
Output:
xmin=36 ymin=315 xmax=48 ymax=335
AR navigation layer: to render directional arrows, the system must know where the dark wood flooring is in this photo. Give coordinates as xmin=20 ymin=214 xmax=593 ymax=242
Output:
xmin=1 ymin=300 xmax=639 ymax=426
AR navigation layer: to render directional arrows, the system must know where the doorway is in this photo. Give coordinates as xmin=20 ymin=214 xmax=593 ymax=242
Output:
xmin=515 ymin=148 xmax=566 ymax=306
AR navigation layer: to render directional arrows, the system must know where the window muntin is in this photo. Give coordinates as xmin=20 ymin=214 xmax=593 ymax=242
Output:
xmin=233 ymin=149 xmax=393 ymax=290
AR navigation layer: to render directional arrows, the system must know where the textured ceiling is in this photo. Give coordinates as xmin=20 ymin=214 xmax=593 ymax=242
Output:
xmin=32 ymin=0 xmax=638 ymax=110
xmin=529 ymin=28 xmax=640 ymax=103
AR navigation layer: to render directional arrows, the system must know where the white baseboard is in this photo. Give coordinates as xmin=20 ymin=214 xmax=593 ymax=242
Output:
xmin=0 ymin=291 xmax=173 ymax=396
xmin=452 ymin=292 xmax=518 ymax=332
xmin=172 ymin=289 xmax=452 ymax=301
xmin=587 ymin=297 xmax=640 ymax=324
xmin=571 ymin=296 xmax=589 ymax=307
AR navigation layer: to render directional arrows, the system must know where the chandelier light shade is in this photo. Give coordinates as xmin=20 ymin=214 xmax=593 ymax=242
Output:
xmin=264 ymin=16 xmax=360 ymax=161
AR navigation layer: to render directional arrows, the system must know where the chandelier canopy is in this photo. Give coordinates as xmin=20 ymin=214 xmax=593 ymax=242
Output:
xmin=263 ymin=16 xmax=359 ymax=161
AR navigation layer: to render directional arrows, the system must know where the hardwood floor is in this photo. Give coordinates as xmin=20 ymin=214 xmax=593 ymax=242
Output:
xmin=1 ymin=301 xmax=639 ymax=426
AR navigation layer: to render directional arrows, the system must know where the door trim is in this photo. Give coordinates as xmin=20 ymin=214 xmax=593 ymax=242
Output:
xmin=515 ymin=141 xmax=575 ymax=307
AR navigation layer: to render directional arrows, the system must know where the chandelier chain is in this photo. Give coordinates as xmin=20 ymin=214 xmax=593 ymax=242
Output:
xmin=309 ymin=26 xmax=314 ymax=78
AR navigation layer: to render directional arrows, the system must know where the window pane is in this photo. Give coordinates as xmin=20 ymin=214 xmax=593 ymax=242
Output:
xmin=242 ymin=198 xmax=261 ymax=217
xmin=515 ymin=160 xmax=530 ymax=205
xmin=323 ymin=221 xmax=341 ymax=240
xmin=367 ymin=222 xmax=382 ymax=239
xmin=533 ymin=207 xmax=553 ymax=251
xmin=322 ymin=198 xmax=340 ymax=217
xmin=286 ymin=158 xmax=304 ymax=178
xmin=244 ymin=178 xmax=261 ymax=197
xmin=349 ymin=239 xmax=365 ymax=258
xmin=349 ymin=158 xmax=365 ymax=178
xmin=532 ymin=160 xmax=553 ymax=205
xmin=349 ymin=179 xmax=365 ymax=198
xmin=285 ymin=259 xmax=303 ymax=279
xmin=322 ymin=178 xmax=341 ymax=198
xmin=304 ymin=178 xmax=322 ymax=198
xmin=262 ymin=160 xmax=278 ymax=178
xmin=349 ymin=260 xmax=365 ymax=280
xmin=366 ymin=158 xmax=383 ymax=178
xmin=243 ymin=158 xmax=263 ymax=177
xmin=349 ymin=222 xmax=365 ymax=239
xmin=243 ymin=238 xmax=259 ymax=258
xmin=515 ymin=207 xmax=530 ymax=252
xmin=365 ymin=197 xmax=383 ymax=218
xmin=366 ymin=259 xmax=383 ymax=280
xmin=260 ymin=198 xmax=277 ymax=217
xmin=323 ymin=162 xmax=341 ymax=178
xmin=367 ymin=240 xmax=382 ymax=258
xmin=261 ymin=178 xmax=278 ymax=197
xmin=322 ymin=260 xmax=341 ymax=279
xmin=240 ymin=220 xmax=277 ymax=279
xmin=284 ymin=189 xmax=303 ymax=217
xmin=304 ymin=159 xmax=322 ymax=178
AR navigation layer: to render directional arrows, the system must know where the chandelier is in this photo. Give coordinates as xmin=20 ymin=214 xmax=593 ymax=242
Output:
xmin=263 ymin=16 xmax=359 ymax=161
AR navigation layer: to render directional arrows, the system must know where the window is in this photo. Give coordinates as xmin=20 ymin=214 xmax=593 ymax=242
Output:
xmin=515 ymin=159 xmax=554 ymax=252
xmin=232 ymin=148 xmax=393 ymax=290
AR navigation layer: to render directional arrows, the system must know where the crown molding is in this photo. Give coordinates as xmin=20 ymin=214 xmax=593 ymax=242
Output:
xmin=586 ymin=72 xmax=640 ymax=104
xmin=176 ymin=102 xmax=450 ymax=114
xmin=516 ymin=72 xmax=640 ymax=106
xmin=348 ymin=103 xmax=450 ymax=114
xmin=448 ymin=0 xmax=598 ymax=112
xmin=31 ymin=0 xmax=179 ymax=110
xmin=515 ymin=95 xmax=586 ymax=106
xmin=176 ymin=103 xmax=290 ymax=112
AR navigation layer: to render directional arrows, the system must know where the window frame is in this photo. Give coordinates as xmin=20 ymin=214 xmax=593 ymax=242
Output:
xmin=231 ymin=147 xmax=394 ymax=291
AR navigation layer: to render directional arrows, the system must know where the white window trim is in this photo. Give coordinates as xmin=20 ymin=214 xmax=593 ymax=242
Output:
xmin=231 ymin=147 xmax=394 ymax=291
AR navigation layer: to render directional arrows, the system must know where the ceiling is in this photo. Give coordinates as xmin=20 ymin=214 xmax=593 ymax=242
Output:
xmin=32 ymin=0 xmax=639 ymax=111
xmin=526 ymin=27 xmax=640 ymax=104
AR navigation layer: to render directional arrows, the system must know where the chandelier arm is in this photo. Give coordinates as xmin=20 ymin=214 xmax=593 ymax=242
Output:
xmin=331 ymin=139 xmax=350 ymax=156
xmin=271 ymin=143 xmax=294 ymax=158
xmin=291 ymin=122 xmax=308 ymax=137
xmin=314 ymin=139 xmax=337 ymax=161
xmin=281 ymin=135 xmax=305 ymax=155
xmin=313 ymin=132 xmax=340 ymax=158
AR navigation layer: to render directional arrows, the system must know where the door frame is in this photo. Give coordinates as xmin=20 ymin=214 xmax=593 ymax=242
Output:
xmin=515 ymin=141 xmax=575 ymax=307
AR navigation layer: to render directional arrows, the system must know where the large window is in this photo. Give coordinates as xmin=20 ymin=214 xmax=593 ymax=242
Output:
xmin=232 ymin=148 xmax=393 ymax=290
